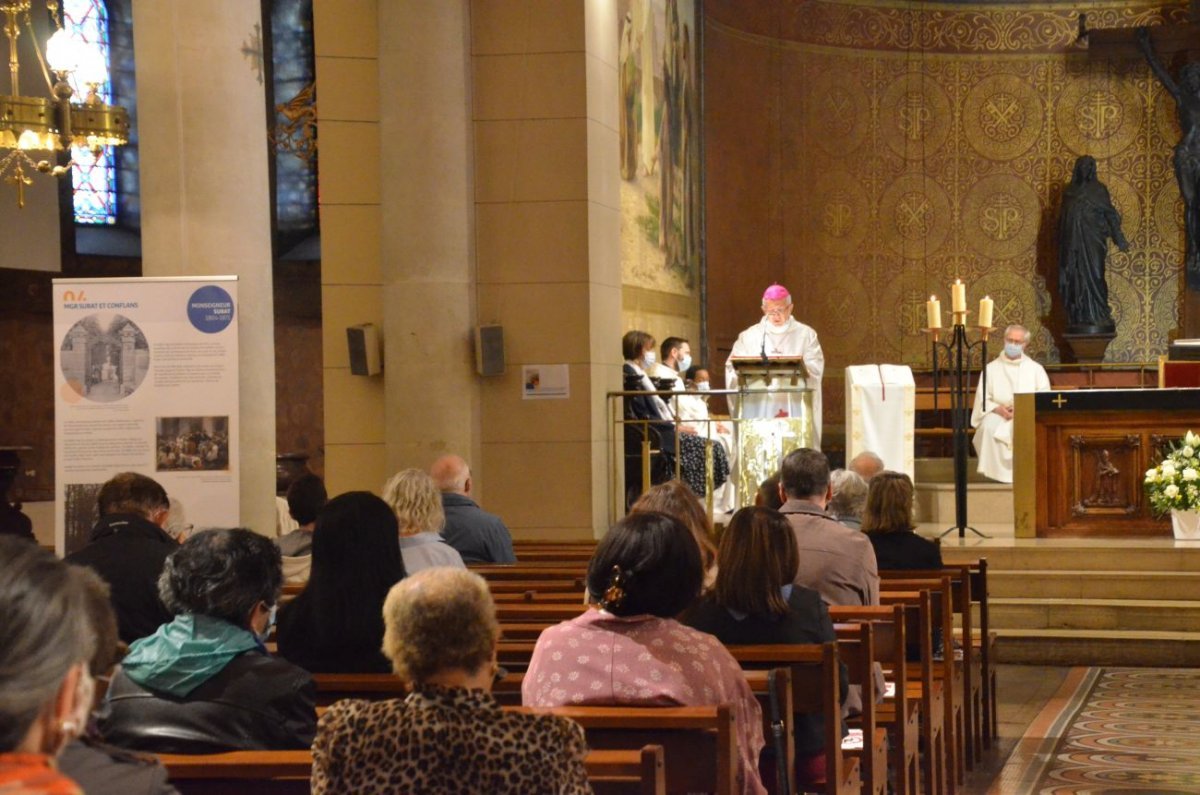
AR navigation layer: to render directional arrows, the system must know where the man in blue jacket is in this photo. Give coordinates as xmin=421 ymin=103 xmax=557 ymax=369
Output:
xmin=429 ymin=454 xmax=516 ymax=564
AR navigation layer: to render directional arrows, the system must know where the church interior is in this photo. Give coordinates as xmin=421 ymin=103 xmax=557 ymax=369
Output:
xmin=5 ymin=0 xmax=1200 ymax=792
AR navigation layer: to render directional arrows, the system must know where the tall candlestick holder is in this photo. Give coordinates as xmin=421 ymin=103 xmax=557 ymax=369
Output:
xmin=925 ymin=311 xmax=993 ymax=539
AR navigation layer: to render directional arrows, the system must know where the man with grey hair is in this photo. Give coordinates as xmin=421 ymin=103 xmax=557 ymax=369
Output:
xmin=848 ymin=451 xmax=885 ymax=481
xmin=970 ymin=324 xmax=1050 ymax=483
xmin=429 ymin=454 xmax=516 ymax=564
xmin=828 ymin=469 xmax=869 ymax=530
xmin=66 ymin=472 xmax=178 ymax=644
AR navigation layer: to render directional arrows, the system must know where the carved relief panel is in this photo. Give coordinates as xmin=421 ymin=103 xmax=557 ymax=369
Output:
xmin=1068 ymin=434 xmax=1141 ymax=518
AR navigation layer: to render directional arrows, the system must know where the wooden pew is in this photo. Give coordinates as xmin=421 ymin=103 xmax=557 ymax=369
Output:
xmin=727 ymin=642 xmax=862 ymax=795
xmin=160 ymin=745 xmax=667 ymax=795
xmin=512 ymin=704 xmax=739 ymax=795
xmin=879 ymin=584 xmax=957 ymax=794
xmin=493 ymin=668 xmax=798 ymax=794
xmin=157 ymin=750 xmax=310 ymax=794
xmin=588 ymin=746 xmax=667 ymax=795
xmin=881 ymin=570 xmax=978 ymax=775
xmin=832 ymin=622 xmax=889 ymax=795
xmin=832 ymin=605 xmax=919 ymax=795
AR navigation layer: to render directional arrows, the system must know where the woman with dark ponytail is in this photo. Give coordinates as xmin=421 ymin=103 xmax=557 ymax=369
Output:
xmin=522 ymin=511 xmax=768 ymax=795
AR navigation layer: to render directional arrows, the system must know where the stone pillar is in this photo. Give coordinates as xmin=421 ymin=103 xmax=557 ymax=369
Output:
xmin=132 ymin=1 xmax=276 ymax=535
xmin=378 ymin=1 xmax=479 ymax=472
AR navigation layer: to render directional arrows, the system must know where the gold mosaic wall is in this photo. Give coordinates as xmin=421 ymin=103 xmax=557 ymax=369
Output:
xmin=706 ymin=1 xmax=1190 ymax=371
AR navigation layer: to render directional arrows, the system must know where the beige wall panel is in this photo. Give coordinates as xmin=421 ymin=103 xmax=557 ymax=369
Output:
xmin=474 ymin=119 xmax=589 ymax=203
xmin=585 ymin=52 xmax=619 ymax=131
xmin=471 ymin=0 xmax=586 ymax=55
xmin=589 ymin=360 xmax=622 ymax=444
xmin=324 ymin=367 xmax=386 ymax=444
xmin=324 ymin=442 xmax=388 ymax=497
xmin=482 ymin=440 xmax=594 ymax=529
xmin=480 ymin=365 xmax=591 ymax=444
xmin=316 ymin=57 xmax=381 ymax=122
xmin=473 ymin=53 xmax=586 ymax=120
xmin=319 ymin=121 xmax=382 ymax=205
xmin=586 ymin=119 xmax=620 ymax=211
xmin=477 ymin=282 xmax=590 ymax=363
xmin=589 ymin=282 xmax=623 ymax=363
xmin=321 ymin=284 xmax=383 ymax=368
xmin=320 ymin=205 xmax=381 ymax=286
xmin=584 ymin=0 xmax=617 ymax=67
xmin=476 ymin=201 xmax=589 ymax=285
xmin=588 ymin=202 xmax=622 ymax=288
xmin=313 ymin=0 xmax=378 ymax=58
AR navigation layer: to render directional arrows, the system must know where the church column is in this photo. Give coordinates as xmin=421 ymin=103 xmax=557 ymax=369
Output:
xmin=132 ymin=1 xmax=276 ymax=535
xmin=377 ymin=1 xmax=480 ymax=473
xmin=471 ymin=0 xmax=622 ymax=538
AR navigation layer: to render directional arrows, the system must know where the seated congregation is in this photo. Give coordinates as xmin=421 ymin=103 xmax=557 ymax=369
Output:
xmin=0 ymin=447 xmax=986 ymax=795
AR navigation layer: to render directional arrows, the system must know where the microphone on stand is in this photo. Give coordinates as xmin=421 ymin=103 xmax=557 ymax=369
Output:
xmin=759 ymin=317 xmax=770 ymax=365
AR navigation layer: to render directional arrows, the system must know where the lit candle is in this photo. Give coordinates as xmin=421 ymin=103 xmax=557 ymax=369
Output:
xmin=978 ymin=295 xmax=994 ymax=329
xmin=951 ymin=279 xmax=966 ymax=313
xmin=926 ymin=296 xmax=942 ymax=329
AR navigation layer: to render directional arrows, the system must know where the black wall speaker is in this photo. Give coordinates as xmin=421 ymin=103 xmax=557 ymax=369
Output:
xmin=475 ymin=325 xmax=504 ymax=376
xmin=347 ymin=323 xmax=382 ymax=376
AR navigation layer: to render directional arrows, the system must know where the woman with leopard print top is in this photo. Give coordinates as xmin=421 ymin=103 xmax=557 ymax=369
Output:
xmin=312 ymin=568 xmax=591 ymax=794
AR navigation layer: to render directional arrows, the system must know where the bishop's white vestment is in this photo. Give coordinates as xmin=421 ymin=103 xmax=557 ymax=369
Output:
xmin=970 ymin=355 xmax=1050 ymax=483
xmin=725 ymin=319 xmax=825 ymax=447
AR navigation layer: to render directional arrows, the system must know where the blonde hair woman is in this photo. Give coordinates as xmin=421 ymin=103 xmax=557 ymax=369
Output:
xmin=382 ymin=469 xmax=465 ymax=574
xmin=311 ymin=569 xmax=589 ymax=794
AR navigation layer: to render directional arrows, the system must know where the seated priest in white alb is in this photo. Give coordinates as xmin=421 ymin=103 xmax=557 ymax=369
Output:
xmin=725 ymin=284 xmax=825 ymax=446
xmin=970 ymin=324 xmax=1050 ymax=483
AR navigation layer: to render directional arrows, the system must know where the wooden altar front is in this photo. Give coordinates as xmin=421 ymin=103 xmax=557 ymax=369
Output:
xmin=1014 ymin=389 xmax=1200 ymax=538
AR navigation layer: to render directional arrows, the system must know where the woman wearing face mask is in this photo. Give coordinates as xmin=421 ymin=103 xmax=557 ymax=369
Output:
xmin=682 ymin=506 xmax=847 ymax=791
xmin=0 ymin=537 xmax=96 ymax=794
xmin=100 ymin=528 xmax=317 ymax=753
xmin=622 ymin=330 xmax=729 ymax=500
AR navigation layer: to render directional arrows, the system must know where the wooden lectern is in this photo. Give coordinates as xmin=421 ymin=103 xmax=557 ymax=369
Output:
xmin=729 ymin=357 xmax=814 ymax=506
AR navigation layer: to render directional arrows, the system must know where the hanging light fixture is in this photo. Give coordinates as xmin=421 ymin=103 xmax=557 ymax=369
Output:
xmin=0 ymin=0 xmax=128 ymax=207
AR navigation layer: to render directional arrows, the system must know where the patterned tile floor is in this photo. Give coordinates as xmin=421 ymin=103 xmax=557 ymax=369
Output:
xmin=987 ymin=666 xmax=1200 ymax=793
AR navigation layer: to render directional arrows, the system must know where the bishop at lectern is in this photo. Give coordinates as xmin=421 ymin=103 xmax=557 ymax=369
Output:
xmin=725 ymin=284 xmax=826 ymax=445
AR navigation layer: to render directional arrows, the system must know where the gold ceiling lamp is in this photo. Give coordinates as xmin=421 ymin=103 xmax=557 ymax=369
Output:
xmin=0 ymin=0 xmax=128 ymax=207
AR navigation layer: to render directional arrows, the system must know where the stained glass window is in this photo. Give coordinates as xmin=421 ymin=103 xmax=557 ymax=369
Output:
xmin=62 ymin=0 xmax=118 ymax=225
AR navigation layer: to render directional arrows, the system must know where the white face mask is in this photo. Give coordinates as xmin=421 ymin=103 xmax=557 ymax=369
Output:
xmin=642 ymin=351 xmax=657 ymax=367
xmin=1004 ymin=342 xmax=1024 ymax=359
xmin=695 ymin=381 xmax=710 ymax=391
xmin=255 ymin=604 xmax=278 ymax=643
xmin=677 ymin=354 xmax=692 ymax=373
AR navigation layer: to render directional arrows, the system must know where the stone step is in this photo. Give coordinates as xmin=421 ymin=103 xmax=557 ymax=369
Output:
xmin=995 ymin=628 xmax=1200 ymax=666
xmin=913 ymin=482 xmax=1013 ymax=525
xmin=990 ymin=597 xmax=1200 ymax=632
xmin=941 ymin=544 xmax=1200 ymax=571
xmin=914 ymin=457 xmax=993 ymax=484
xmin=988 ymin=570 xmax=1200 ymax=600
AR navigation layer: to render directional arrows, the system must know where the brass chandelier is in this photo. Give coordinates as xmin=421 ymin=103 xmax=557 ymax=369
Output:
xmin=1 ymin=0 xmax=128 ymax=207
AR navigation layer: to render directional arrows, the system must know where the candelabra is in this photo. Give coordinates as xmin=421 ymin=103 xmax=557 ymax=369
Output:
xmin=924 ymin=280 xmax=993 ymax=539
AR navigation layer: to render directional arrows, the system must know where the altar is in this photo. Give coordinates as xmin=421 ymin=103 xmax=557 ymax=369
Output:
xmin=1013 ymin=388 xmax=1200 ymax=538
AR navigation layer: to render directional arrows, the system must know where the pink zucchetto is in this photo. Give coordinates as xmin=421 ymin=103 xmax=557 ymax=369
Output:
xmin=762 ymin=284 xmax=791 ymax=302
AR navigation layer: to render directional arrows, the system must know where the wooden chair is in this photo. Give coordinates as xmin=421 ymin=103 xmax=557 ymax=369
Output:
xmin=512 ymin=704 xmax=738 ymax=795
xmin=587 ymin=746 xmax=667 ymax=795
xmin=727 ymin=642 xmax=862 ymax=795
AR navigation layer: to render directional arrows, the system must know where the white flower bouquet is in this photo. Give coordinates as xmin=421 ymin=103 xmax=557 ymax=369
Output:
xmin=1144 ymin=430 xmax=1200 ymax=516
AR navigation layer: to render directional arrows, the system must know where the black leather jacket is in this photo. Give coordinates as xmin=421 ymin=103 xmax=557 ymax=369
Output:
xmin=99 ymin=649 xmax=317 ymax=754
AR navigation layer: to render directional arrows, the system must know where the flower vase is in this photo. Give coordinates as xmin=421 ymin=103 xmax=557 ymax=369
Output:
xmin=1171 ymin=509 xmax=1200 ymax=540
